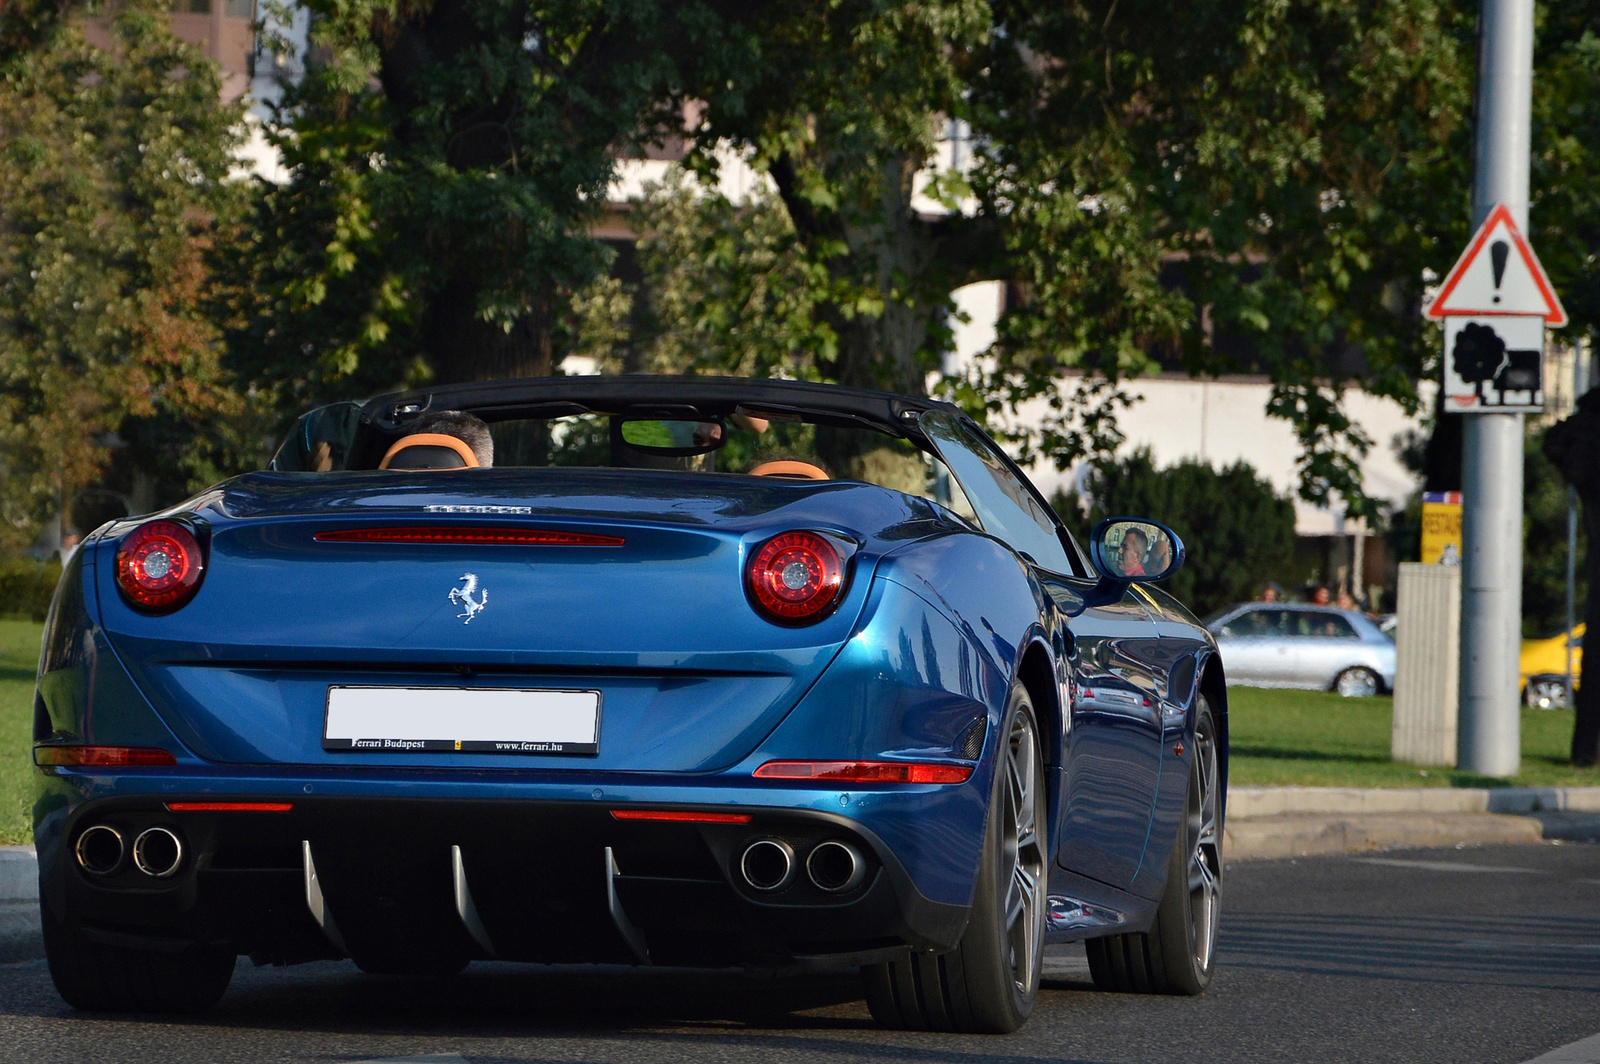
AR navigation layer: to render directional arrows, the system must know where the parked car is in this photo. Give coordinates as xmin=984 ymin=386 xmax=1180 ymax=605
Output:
xmin=1520 ymin=623 xmax=1584 ymax=709
xmin=32 ymin=375 xmax=1227 ymax=1033
xmin=1206 ymin=603 xmax=1395 ymax=697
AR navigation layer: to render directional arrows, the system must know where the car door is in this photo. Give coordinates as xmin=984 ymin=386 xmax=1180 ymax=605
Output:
xmin=921 ymin=413 xmax=1162 ymax=892
xmin=1216 ymin=606 xmax=1300 ymax=686
xmin=1293 ymin=609 xmax=1364 ymax=689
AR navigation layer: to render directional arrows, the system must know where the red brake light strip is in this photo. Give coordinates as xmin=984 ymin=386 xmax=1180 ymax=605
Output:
xmin=33 ymin=746 xmax=178 ymax=767
xmin=315 ymin=527 xmax=624 ymax=546
xmin=753 ymin=760 xmax=973 ymax=784
xmin=609 ymin=810 xmax=753 ymax=824
xmin=165 ymin=802 xmax=295 ymax=813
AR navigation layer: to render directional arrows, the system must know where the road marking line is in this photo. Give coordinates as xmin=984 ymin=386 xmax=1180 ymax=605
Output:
xmin=1352 ymin=858 xmax=1543 ymax=873
xmin=1518 ymin=1031 xmax=1600 ymax=1064
xmin=350 ymin=1056 xmax=469 ymax=1064
xmin=1457 ymin=940 xmax=1600 ymax=951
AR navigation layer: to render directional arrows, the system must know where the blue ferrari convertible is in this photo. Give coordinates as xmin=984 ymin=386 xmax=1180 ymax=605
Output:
xmin=32 ymin=375 xmax=1226 ymax=1032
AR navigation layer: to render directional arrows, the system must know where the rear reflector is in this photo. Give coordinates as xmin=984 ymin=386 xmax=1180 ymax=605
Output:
xmin=610 ymin=810 xmax=754 ymax=824
xmin=34 ymin=746 xmax=177 ymax=768
xmin=753 ymin=760 xmax=973 ymax=784
xmin=315 ymin=527 xmax=624 ymax=546
xmin=165 ymin=802 xmax=294 ymax=813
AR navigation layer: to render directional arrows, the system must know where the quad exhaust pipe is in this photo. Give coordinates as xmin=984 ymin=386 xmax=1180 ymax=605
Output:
xmin=132 ymin=827 xmax=184 ymax=877
xmin=74 ymin=824 xmax=185 ymax=877
xmin=737 ymin=838 xmax=866 ymax=893
xmin=74 ymin=825 xmax=124 ymax=875
xmin=738 ymin=839 xmax=795 ymax=891
xmin=805 ymin=840 xmax=865 ymax=892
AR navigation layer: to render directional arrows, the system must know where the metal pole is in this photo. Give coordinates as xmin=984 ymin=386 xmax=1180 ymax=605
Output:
xmin=1458 ymin=0 xmax=1535 ymax=775
xmin=1567 ymin=485 xmax=1577 ymax=706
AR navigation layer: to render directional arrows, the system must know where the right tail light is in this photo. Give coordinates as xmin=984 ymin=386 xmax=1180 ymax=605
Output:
xmin=745 ymin=531 xmax=845 ymax=624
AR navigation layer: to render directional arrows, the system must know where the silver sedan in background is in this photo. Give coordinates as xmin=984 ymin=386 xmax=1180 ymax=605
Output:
xmin=1206 ymin=604 xmax=1397 ymax=697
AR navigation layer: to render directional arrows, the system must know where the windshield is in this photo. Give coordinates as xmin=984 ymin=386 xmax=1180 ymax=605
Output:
xmin=275 ymin=405 xmax=978 ymax=523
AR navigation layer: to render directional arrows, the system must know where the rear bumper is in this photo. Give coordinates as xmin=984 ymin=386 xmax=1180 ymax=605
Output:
xmin=36 ymin=771 xmax=972 ymax=970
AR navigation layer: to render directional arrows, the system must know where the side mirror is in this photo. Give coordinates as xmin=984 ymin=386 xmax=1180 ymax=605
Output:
xmin=1089 ymin=518 xmax=1185 ymax=584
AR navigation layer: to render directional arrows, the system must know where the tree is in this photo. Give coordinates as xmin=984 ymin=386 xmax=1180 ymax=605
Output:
xmin=675 ymin=0 xmax=1483 ymax=514
xmin=1066 ymin=448 xmax=1298 ymax=618
xmin=0 ymin=1 xmax=249 ymax=548
xmin=563 ymin=168 xmax=828 ymax=380
xmin=225 ymin=0 xmax=758 ymax=417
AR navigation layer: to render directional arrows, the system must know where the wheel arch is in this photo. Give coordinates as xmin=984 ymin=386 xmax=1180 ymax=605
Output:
xmin=1197 ymin=651 xmax=1229 ymax=822
xmin=1015 ymin=638 xmax=1061 ymax=770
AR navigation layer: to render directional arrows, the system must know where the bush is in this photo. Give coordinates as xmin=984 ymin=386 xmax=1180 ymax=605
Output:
xmin=0 ymin=556 xmax=63 ymax=621
xmin=1063 ymin=448 xmax=1298 ymax=618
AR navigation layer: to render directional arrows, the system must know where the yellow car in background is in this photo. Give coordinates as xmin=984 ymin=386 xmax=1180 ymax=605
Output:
xmin=1520 ymin=623 xmax=1584 ymax=708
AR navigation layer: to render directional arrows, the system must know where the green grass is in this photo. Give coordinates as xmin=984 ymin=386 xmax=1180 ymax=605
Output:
xmin=2 ymin=619 xmax=1597 ymax=838
xmin=0 ymin=620 xmax=40 ymax=845
xmin=1228 ymin=685 xmax=1600 ymax=789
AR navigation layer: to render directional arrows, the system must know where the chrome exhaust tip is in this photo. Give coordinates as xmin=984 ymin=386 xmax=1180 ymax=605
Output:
xmin=738 ymin=839 xmax=795 ymax=892
xmin=74 ymin=825 xmax=124 ymax=876
xmin=806 ymin=840 xmax=865 ymax=892
xmin=131 ymin=826 xmax=184 ymax=878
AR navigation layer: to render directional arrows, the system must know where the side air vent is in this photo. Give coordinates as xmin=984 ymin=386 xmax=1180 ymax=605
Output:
xmin=958 ymin=718 xmax=987 ymax=761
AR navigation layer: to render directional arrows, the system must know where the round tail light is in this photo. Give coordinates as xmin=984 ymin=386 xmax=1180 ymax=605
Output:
xmin=746 ymin=531 xmax=844 ymax=624
xmin=115 ymin=520 xmax=205 ymax=612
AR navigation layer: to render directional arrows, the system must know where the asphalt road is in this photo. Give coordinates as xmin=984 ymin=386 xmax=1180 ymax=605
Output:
xmin=0 ymin=842 xmax=1596 ymax=1064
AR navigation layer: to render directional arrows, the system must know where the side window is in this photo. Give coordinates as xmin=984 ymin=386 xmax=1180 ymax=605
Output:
xmin=1296 ymin=611 xmax=1358 ymax=639
xmin=1223 ymin=608 xmax=1276 ymax=638
xmin=269 ymin=402 xmax=363 ymax=472
xmin=921 ymin=412 xmax=1077 ymax=575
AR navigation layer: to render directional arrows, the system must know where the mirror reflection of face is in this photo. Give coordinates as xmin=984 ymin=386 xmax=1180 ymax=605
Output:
xmin=1116 ymin=527 xmax=1149 ymax=576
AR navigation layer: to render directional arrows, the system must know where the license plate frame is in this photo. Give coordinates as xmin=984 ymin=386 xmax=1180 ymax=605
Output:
xmin=323 ymin=685 xmax=601 ymax=755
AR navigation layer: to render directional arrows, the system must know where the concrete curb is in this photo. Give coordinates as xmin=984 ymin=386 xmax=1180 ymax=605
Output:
xmin=1224 ymin=786 xmax=1600 ymax=860
xmin=1229 ymin=785 xmax=1600 ymax=818
xmin=0 ymin=846 xmax=41 ymax=964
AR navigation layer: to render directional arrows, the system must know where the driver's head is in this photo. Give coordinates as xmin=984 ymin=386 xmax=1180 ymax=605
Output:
xmin=409 ymin=411 xmax=493 ymax=468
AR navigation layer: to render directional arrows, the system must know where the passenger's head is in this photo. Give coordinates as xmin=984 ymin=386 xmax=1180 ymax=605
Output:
xmin=380 ymin=411 xmax=494 ymax=470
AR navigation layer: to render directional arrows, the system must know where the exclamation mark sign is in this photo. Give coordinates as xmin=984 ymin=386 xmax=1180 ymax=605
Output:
xmin=1490 ymin=240 xmax=1509 ymax=304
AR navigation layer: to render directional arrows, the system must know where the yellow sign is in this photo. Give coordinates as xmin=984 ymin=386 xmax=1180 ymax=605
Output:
xmin=1421 ymin=491 xmax=1462 ymax=565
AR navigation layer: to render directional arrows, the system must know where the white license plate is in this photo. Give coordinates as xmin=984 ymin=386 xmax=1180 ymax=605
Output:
xmin=323 ymin=686 xmax=600 ymax=755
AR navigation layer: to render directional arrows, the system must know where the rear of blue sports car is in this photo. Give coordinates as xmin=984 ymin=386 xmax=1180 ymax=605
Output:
xmin=33 ymin=466 xmax=1009 ymax=995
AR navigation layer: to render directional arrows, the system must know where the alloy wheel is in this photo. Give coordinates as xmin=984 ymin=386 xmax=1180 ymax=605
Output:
xmin=1336 ymin=668 xmax=1379 ymax=698
xmin=1185 ymin=712 xmax=1221 ymax=973
xmin=1001 ymin=709 xmax=1047 ymax=994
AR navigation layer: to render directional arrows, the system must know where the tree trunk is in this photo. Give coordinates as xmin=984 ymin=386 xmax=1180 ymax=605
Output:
xmin=423 ymin=279 xmax=553 ymax=385
xmin=1543 ymin=390 xmax=1600 ymax=766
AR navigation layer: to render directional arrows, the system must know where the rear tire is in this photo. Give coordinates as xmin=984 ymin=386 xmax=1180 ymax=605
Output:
xmin=42 ymin=900 xmax=235 ymax=1013
xmin=1334 ymin=667 xmax=1381 ymax=698
xmin=1086 ymin=694 xmax=1221 ymax=996
xmin=862 ymin=684 xmax=1047 ymax=1033
xmin=1524 ymin=676 xmax=1571 ymax=709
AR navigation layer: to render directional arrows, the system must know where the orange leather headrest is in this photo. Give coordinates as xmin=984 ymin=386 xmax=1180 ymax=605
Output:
xmin=379 ymin=434 xmax=480 ymax=470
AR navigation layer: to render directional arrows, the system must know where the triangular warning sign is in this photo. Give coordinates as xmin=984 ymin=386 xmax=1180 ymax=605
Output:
xmin=1426 ymin=204 xmax=1567 ymax=325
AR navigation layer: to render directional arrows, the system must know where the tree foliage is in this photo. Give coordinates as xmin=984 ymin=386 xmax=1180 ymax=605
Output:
xmin=1069 ymin=449 xmax=1299 ymax=618
xmin=0 ymin=1 xmax=249 ymax=548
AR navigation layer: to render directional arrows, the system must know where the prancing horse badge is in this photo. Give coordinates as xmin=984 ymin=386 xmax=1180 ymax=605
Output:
xmin=448 ymin=573 xmax=487 ymax=624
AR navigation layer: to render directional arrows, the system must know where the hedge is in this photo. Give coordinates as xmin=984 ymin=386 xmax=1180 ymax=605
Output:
xmin=0 ymin=556 xmax=63 ymax=621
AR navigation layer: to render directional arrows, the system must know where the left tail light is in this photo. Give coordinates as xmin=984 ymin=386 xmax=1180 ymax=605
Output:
xmin=745 ymin=530 xmax=846 ymax=624
xmin=115 ymin=520 xmax=205 ymax=612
